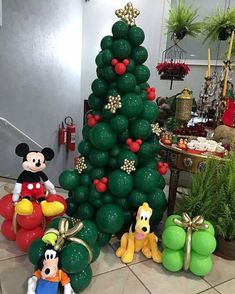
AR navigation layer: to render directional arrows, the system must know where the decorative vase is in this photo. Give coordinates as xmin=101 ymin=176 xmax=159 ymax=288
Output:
xmin=214 ymin=236 xmax=235 ymax=260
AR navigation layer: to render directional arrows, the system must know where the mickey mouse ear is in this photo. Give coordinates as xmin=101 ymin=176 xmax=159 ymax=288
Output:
xmin=15 ymin=143 xmax=30 ymax=157
xmin=41 ymin=148 xmax=54 ymax=161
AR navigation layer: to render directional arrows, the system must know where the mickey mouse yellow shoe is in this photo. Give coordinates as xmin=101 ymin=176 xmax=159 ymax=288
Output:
xmin=15 ymin=199 xmax=33 ymax=215
xmin=40 ymin=200 xmax=64 ymax=217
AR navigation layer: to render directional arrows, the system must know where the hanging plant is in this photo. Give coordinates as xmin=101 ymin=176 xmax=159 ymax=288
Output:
xmin=203 ymin=8 xmax=235 ymax=43
xmin=166 ymin=0 xmax=202 ymax=40
xmin=156 ymin=61 xmax=190 ymax=81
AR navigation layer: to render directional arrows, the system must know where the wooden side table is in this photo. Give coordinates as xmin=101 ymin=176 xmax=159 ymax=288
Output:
xmin=159 ymin=142 xmax=209 ymax=216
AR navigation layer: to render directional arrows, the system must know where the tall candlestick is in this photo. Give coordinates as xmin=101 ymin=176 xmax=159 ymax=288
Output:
xmin=227 ymin=31 xmax=234 ymax=61
xmin=208 ymin=48 xmax=211 ymax=77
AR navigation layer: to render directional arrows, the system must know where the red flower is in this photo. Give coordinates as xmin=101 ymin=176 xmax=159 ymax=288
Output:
xmin=156 ymin=62 xmax=190 ymax=76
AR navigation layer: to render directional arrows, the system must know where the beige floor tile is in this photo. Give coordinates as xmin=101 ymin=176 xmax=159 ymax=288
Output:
xmin=130 ymin=260 xmax=211 ymax=294
xmin=109 ymin=236 xmax=148 ymax=265
xmin=203 ymin=255 xmax=235 ymax=286
xmin=0 ymin=255 xmax=33 ymax=294
xmin=91 ymin=244 xmax=126 ymax=276
xmin=200 ymin=289 xmax=220 ymax=294
xmin=0 ymin=234 xmax=26 ymax=261
xmin=83 ymin=267 xmax=149 ymax=294
xmin=215 ymin=278 xmax=235 ymax=294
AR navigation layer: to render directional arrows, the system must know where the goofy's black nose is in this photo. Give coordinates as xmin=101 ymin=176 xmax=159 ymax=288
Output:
xmin=36 ymin=161 xmax=41 ymax=167
xmin=142 ymin=227 xmax=147 ymax=232
xmin=45 ymin=268 xmax=50 ymax=275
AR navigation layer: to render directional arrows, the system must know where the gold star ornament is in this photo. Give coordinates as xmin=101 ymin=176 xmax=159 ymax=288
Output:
xmin=105 ymin=95 xmax=122 ymax=113
xmin=121 ymin=159 xmax=136 ymax=174
xmin=151 ymin=123 xmax=162 ymax=136
xmin=75 ymin=156 xmax=87 ymax=174
xmin=115 ymin=2 xmax=140 ymax=27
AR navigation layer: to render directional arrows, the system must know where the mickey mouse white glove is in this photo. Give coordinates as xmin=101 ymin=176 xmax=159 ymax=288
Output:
xmin=12 ymin=183 xmax=22 ymax=202
xmin=64 ymin=283 xmax=75 ymax=294
xmin=44 ymin=180 xmax=56 ymax=194
xmin=27 ymin=276 xmax=38 ymax=294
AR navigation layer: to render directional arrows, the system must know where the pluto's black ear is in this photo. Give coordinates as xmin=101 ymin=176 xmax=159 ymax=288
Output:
xmin=131 ymin=219 xmax=136 ymax=233
xmin=15 ymin=143 xmax=29 ymax=157
xmin=41 ymin=148 xmax=54 ymax=161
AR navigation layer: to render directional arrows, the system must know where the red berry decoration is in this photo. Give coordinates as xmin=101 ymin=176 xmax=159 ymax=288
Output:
xmin=0 ymin=194 xmax=14 ymax=220
xmin=87 ymin=114 xmax=101 ymax=128
xmin=93 ymin=177 xmax=108 ymax=193
xmin=157 ymin=162 xmax=169 ymax=175
xmin=146 ymin=87 xmax=156 ymax=101
xmin=126 ymin=138 xmax=142 ymax=153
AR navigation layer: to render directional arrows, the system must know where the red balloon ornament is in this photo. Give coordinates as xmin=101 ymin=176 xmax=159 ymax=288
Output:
xmin=1 ymin=219 xmax=16 ymax=241
xmin=87 ymin=114 xmax=101 ymax=128
xmin=157 ymin=162 xmax=169 ymax=175
xmin=111 ymin=58 xmax=129 ymax=75
xmin=16 ymin=227 xmax=44 ymax=252
xmin=146 ymin=87 xmax=156 ymax=101
xmin=126 ymin=138 xmax=142 ymax=153
xmin=16 ymin=202 xmax=43 ymax=230
xmin=0 ymin=194 xmax=14 ymax=220
xmin=93 ymin=177 xmax=108 ymax=193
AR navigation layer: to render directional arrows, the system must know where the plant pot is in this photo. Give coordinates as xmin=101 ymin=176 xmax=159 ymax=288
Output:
xmin=214 ymin=236 xmax=235 ymax=260
xmin=174 ymin=30 xmax=187 ymax=40
xmin=218 ymin=28 xmax=231 ymax=41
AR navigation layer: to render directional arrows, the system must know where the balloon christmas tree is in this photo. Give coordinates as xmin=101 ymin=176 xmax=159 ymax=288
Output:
xmin=59 ymin=2 xmax=167 ymax=246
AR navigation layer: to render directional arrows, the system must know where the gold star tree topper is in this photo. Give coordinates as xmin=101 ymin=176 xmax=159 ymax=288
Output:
xmin=105 ymin=95 xmax=122 ymax=113
xmin=115 ymin=2 xmax=140 ymax=27
xmin=75 ymin=157 xmax=87 ymax=174
xmin=121 ymin=159 xmax=136 ymax=174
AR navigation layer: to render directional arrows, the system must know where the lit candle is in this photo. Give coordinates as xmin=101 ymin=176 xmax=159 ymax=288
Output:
xmin=208 ymin=48 xmax=211 ymax=77
xmin=227 ymin=31 xmax=234 ymax=61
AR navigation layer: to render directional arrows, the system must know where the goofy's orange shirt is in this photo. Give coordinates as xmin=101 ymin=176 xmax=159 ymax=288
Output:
xmin=34 ymin=269 xmax=70 ymax=286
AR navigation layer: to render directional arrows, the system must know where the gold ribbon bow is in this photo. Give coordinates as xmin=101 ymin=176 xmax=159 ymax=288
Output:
xmin=44 ymin=218 xmax=93 ymax=263
xmin=173 ymin=213 xmax=208 ymax=271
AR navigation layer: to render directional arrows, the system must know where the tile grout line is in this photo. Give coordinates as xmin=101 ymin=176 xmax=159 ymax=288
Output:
xmin=127 ymin=265 xmax=152 ymax=294
xmin=203 ymin=277 xmax=235 ymax=289
xmin=0 ymin=254 xmax=27 ymax=262
xmin=92 ymin=265 xmax=127 ymax=278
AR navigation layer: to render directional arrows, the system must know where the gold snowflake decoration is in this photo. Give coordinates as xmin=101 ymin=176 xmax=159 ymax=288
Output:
xmin=115 ymin=2 xmax=140 ymax=27
xmin=105 ymin=95 xmax=122 ymax=113
xmin=75 ymin=156 xmax=87 ymax=174
xmin=151 ymin=123 xmax=162 ymax=136
xmin=121 ymin=159 xmax=136 ymax=174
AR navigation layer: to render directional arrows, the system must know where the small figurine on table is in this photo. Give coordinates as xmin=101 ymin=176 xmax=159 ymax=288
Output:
xmin=177 ymin=138 xmax=187 ymax=150
xmin=161 ymin=133 xmax=172 ymax=145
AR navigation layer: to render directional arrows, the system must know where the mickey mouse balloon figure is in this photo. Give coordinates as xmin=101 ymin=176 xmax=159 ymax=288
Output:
xmin=12 ymin=143 xmax=64 ymax=216
xmin=27 ymin=248 xmax=74 ymax=294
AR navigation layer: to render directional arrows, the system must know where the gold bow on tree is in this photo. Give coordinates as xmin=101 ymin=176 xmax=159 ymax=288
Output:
xmin=43 ymin=218 xmax=93 ymax=262
xmin=173 ymin=213 xmax=208 ymax=271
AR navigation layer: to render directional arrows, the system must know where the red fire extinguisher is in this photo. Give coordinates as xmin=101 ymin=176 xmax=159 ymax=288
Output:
xmin=58 ymin=122 xmax=67 ymax=145
xmin=64 ymin=116 xmax=76 ymax=151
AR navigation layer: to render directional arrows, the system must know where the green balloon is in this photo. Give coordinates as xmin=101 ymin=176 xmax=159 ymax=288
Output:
xmin=162 ymin=226 xmax=186 ymax=250
xmin=118 ymin=129 xmax=130 ymax=142
xmin=112 ymin=21 xmax=129 ymax=39
xmin=110 ymin=146 xmax=122 ymax=157
xmin=128 ymin=26 xmax=145 ymax=46
xmin=66 ymin=198 xmax=77 ymax=217
xmin=131 ymin=46 xmax=148 ymax=64
xmin=120 ymin=93 xmax=143 ymax=118
xmin=88 ymin=93 xmax=105 ymax=110
xmin=138 ymin=142 xmax=154 ymax=162
xmin=140 ymin=90 xmax=147 ymax=101
xmin=118 ymin=150 xmax=138 ymax=167
xmin=141 ymin=101 xmax=159 ymax=123
xmin=123 ymin=210 xmax=134 ymax=225
xmin=77 ymin=203 xmax=95 ymax=220
xmin=151 ymin=207 xmax=164 ymax=225
xmin=128 ymin=190 xmax=147 ymax=208
xmin=135 ymin=85 xmax=141 ymax=94
xmin=109 ymin=157 xmax=119 ymax=169
xmin=61 ymin=243 xmax=89 ymax=274
xmin=112 ymin=39 xmax=131 ymax=59
xmin=89 ymin=149 xmax=109 ymax=167
xmin=157 ymin=175 xmax=166 ymax=189
xmin=97 ymin=230 xmax=112 ymax=246
xmin=83 ymin=124 xmax=91 ymax=139
xmin=59 ymin=169 xmax=80 ymax=190
xmin=134 ymin=167 xmax=159 ymax=193
xmin=145 ymin=157 xmax=159 ymax=169
xmin=89 ymin=185 xmax=102 ymax=199
xmin=192 ymin=231 xmax=216 ymax=256
xmin=115 ymin=197 xmax=130 ymax=210
xmin=70 ymin=265 xmax=92 ymax=292
xmin=102 ymin=65 xmax=117 ymax=81
xmin=117 ymin=73 xmax=137 ymax=93
xmin=164 ymin=215 xmax=182 ymax=229
xmin=109 ymin=170 xmax=134 ymax=197
xmin=78 ymin=140 xmax=92 ymax=156
xmin=190 ymin=251 xmax=212 ymax=276
xmin=102 ymin=108 xmax=114 ymax=120
xmin=162 ymin=248 xmax=184 ymax=272
xmin=106 ymin=88 xmax=120 ymax=97
xmin=150 ymin=136 xmax=161 ymax=153
xmin=47 ymin=217 xmax=72 ymax=229
xmin=101 ymin=35 xmax=113 ymax=50
xmin=203 ymin=221 xmax=215 ymax=236
xmin=91 ymin=242 xmax=101 ymax=263
xmin=134 ymin=65 xmax=150 ymax=83
xmin=148 ymin=189 xmax=167 ymax=210
xmin=80 ymin=174 xmax=91 ymax=187
xmin=75 ymin=220 xmax=98 ymax=246
xmin=110 ymin=115 xmax=129 ymax=134
xmin=91 ymin=79 xmax=108 ymax=97
xmin=90 ymin=122 xmax=117 ymax=150
xmin=28 ymin=239 xmax=47 ymax=267
xmin=96 ymin=204 xmax=124 ymax=234
xmin=126 ymin=58 xmax=136 ymax=73
xmin=130 ymin=119 xmax=151 ymax=139
xmin=96 ymin=67 xmax=103 ymax=79
xmin=102 ymin=192 xmax=115 ymax=204
xmin=95 ymin=53 xmax=104 ymax=67
xmin=102 ymin=49 xmax=114 ymax=64
xmin=73 ymin=186 xmax=89 ymax=204
xmin=90 ymin=167 xmax=105 ymax=180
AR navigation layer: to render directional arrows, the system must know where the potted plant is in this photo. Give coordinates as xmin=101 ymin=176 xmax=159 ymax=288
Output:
xmin=177 ymin=149 xmax=235 ymax=260
xmin=203 ymin=8 xmax=235 ymax=42
xmin=166 ymin=0 xmax=202 ymax=40
xmin=156 ymin=61 xmax=190 ymax=80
